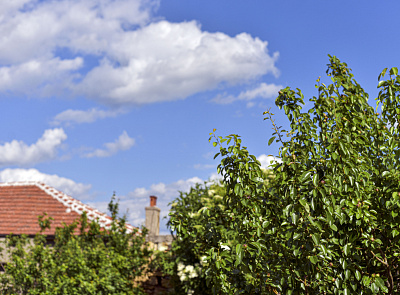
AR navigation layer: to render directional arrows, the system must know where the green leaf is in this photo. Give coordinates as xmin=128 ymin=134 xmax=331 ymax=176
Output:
xmin=379 ymin=68 xmax=387 ymax=80
xmin=375 ymin=277 xmax=388 ymax=293
xmin=343 ymin=243 xmax=350 ymax=256
xmin=309 ymin=256 xmax=318 ymax=264
xmin=234 ymin=183 xmax=241 ymax=196
xmin=282 ymin=146 xmax=289 ymax=157
xmin=300 ymin=171 xmax=312 ymax=183
xmin=313 ymin=174 xmax=319 ymax=186
xmin=355 ymin=270 xmax=361 ymax=281
xmin=250 ymin=242 xmax=261 ymax=252
xmin=299 ymin=199 xmax=310 ymax=213
xmin=257 ymin=227 xmax=262 ymax=237
xmin=291 ymin=212 xmax=299 ymax=225
xmin=268 ymin=136 xmax=276 ymax=146
xmin=330 ymin=223 xmax=338 ymax=231
xmin=371 ymin=282 xmax=379 ymax=294
xmin=363 ymin=276 xmax=371 ymax=287
xmin=390 ymin=67 xmax=398 ymax=76
xmin=312 ymin=234 xmax=320 ymax=246
xmin=293 ymin=233 xmax=302 ymax=240
xmin=235 ymin=244 xmax=243 ymax=266
xmin=320 ymin=244 xmax=327 ymax=256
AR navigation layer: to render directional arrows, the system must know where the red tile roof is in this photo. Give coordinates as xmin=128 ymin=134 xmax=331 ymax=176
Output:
xmin=0 ymin=182 xmax=135 ymax=235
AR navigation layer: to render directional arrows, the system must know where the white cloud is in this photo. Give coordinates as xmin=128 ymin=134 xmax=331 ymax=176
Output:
xmin=0 ymin=57 xmax=83 ymax=97
xmin=212 ymin=82 xmax=282 ymax=105
xmin=85 ymin=131 xmax=135 ymax=158
xmin=257 ymin=154 xmax=282 ymax=169
xmin=88 ymin=176 xmax=204 ymax=232
xmin=52 ymin=108 xmax=125 ymax=125
xmin=0 ymin=168 xmax=92 ymax=199
xmin=0 ymin=128 xmax=67 ymax=166
xmin=77 ymin=21 xmax=280 ymax=106
xmin=0 ymin=0 xmax=279 ymax=106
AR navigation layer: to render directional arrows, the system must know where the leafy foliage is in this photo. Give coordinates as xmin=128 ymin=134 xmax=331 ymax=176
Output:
xmin=171 ymin=55 xmax=400 ymax=294
xmin=206 ymin=55 xmax=400 ymax=294
xmin=165 ymin=181 xmax=226 ymax=294
xmin=167 ymin=171 xmax=275 ymax=294
xmin=0 ymin=196 xmax=151 ymax=294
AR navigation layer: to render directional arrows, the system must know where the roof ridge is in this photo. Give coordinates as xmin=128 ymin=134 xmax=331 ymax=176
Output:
xmin=0 ymin=181 xmax=136 ymax=233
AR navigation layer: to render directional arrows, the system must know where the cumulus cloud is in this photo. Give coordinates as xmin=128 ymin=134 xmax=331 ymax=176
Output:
xmin=257 ymin=154 xmax=282 ymax=169
xmin=88 ymin=176 xmax=203 ymax=233
xmin=0 ymin=57 xmax=83 ymax=97
xmin=85 ymin=131 xmax=135 ymax=158
xmin=0 ymin=168 xmax=92 ymax=199
xmin=52 ymin=108 xmax=125 ymax=125
xmin=0 ymin=128 xmax=67 ymax=167
xmin=77 ymin=21 xmax=280 ymax=106
xmin=212 ymin=82 xmax=282 ymax=106
xmin=0 ymin=0 xmax=279 ymax=106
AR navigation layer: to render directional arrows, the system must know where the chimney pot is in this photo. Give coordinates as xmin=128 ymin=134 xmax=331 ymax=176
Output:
xmin=150 ymin=195 xmax=157 ymax=207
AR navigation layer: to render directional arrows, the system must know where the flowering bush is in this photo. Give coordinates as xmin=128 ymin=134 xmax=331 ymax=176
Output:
xmin=166 ymin=171 xmax=274 ymax=294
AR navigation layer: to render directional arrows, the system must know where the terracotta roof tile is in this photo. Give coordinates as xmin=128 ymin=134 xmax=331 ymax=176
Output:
xmin=0 ymin=182 xmax=136 ymax=235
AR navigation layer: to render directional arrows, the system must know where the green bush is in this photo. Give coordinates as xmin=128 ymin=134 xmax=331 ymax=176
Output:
xmin=0 ymin=196 xmax=151 ymax=294
xmin=166 ymin=172 xmax=274 ymax=294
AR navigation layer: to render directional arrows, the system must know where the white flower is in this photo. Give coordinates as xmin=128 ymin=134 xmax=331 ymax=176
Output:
xmin=177 ymin=262 xmax=185 ymax=272
xmin=177 ymin=263 xmax=200 ymax=281
xmin=221 ymin=245 xmax=230 ymax=251
xmin=200 ymin=256 xmax=207 ymax=266
xmin=219 ymin=242 xmax=231 ymax=251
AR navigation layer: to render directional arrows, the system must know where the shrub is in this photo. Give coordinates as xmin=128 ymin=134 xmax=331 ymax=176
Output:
xmin=0 ymin=196 xmax=151 ymax=294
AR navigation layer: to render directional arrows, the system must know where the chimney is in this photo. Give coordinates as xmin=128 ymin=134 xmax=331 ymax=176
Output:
xmin=145 ymin=195 xmax=160 ymax=236
xmin=150 ymin=195 xmax=157 ymax=207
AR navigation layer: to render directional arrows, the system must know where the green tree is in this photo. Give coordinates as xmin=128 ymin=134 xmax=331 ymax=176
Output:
xmin=165 ymin=181 xmax=227 ymax=295
xmin=199 ymin=55 xmax=400 ymax=294
xmin=165 ymin=171 xmax=275 ymax=294
xmin=0 ymin=196 xmax=151 ymax=294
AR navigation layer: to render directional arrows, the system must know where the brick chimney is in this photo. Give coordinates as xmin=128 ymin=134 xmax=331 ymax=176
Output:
xmin=145 ymin=195 xmax=160 ymax=236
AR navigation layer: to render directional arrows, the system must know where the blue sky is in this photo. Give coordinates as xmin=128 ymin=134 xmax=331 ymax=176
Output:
xmin=0 ymin=0 xmax=398 ymax=233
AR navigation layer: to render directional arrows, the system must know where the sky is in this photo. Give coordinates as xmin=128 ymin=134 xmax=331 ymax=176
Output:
xmin=0 ymin=0 xmax=399 ymax=233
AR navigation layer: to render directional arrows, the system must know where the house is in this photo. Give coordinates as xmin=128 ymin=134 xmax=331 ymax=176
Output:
xmin=0 ymin=181 xmax=173 ymax=292
xmin=0 ymin=181 xmax=134 ymax=271
xmin=0 ymin=181 xmax=136 ymax=238
xmin=0 ymin=182 xmax=170 ymax=246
